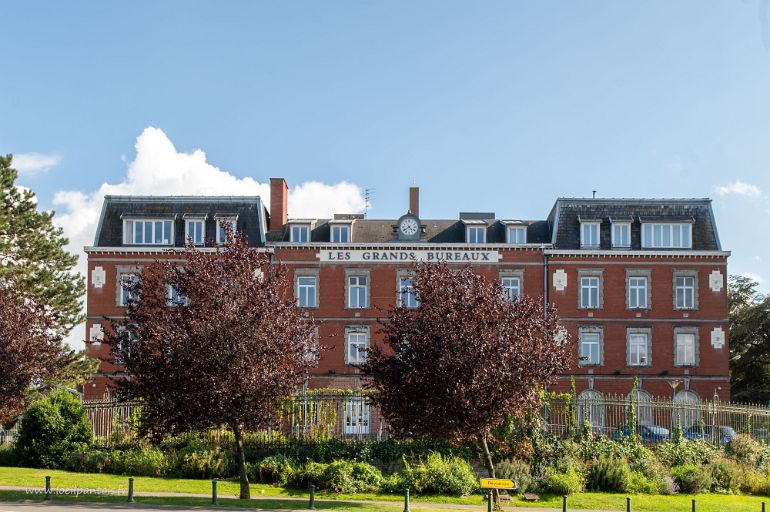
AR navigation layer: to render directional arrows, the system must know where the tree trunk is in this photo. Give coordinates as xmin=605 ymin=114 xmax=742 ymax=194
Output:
xmin=233 ymin=425 xmax=250 ymax=499
xmin=478 ymin=432 xmax=501 ymax=511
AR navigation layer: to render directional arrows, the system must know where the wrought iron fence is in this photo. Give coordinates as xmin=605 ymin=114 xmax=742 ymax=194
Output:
xmin=544 ymin=394 xmax=770 ymax=443
xmin=0 ymin=424 xmax=18 ymax=445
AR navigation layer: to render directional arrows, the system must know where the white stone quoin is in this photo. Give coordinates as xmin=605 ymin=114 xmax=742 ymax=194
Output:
xmin=91 ymin=266 xmax=106 ymax=288
xmin=709 ymin=270 xmax=723 ymax=292
xmin=553 ymin=269 xmax=568 ymax=291
xmin=711 ymin=327 xmax=725 ymax=349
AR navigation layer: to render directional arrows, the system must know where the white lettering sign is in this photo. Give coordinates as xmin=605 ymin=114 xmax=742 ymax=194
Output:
xmin=317 ymin=250 xmax=500 ymax=263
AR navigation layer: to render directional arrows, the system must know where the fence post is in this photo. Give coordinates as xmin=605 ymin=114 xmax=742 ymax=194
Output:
xmin=403 ymin=488 xmax=410 ymax=512
xmin=562 ymin=494 xmax=567 ymax=512
xmin=309 ymin=484 xmax=316 ymax=510
xmin=487 ymin=492 xmax=492 ymax=512
xmin=127 ymin=478 xmax=135 ymax=503
xmin=692 ymin=498 xmax=696 ymax=512
xmin=762 ymin=502 xmax=766 ymax=512
xmin=44 ymin=476 xmax=51 ymax=501
xmin=626 ymin=496 xmax=630 ymax=512
xmin=211 ymin=479 xmax=218 ymax=505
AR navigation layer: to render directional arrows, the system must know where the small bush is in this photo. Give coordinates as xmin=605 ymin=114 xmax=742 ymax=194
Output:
xmin=637 ymin=459 xmax=675 ymax=495
xmin=290 ymin=461 xmax=328 ymax=489
xmin=709 ymin=458 xmax=741 ymax=494
xmin=64 ymin=449 xmax=112 ymax=473
xmin=544 ymin=467 xmax=586 ymax=495
xmin=384 ymin=453 xmax=478 ymax=496
xmin=14 ymin=390 xmax=93 ymax=468
xmin=495 ymin=459 xmax=534 ymax=494
xmin=0 ymin=444 xmax=18 ymax=466
xmin=726 ymin=435 xmax=770 ymax=469
xmin=737 ymin=469 xmax=770 ymax=495
xmin=654 ymin=439 xmax=718 ymax=468
xmin=250 ymin=455 xmax=295 ymax=486
xmin=627 ymin=471 xmax=659 ymax=494
xmin=321 ymin=460 xmax=382 ymax=494
xmin=111 ymin=447 xmax=172 ymax=477
xmin=671 ymin=464 xmax=712 ymax=494
xmin=179 ymin=447 xmax=233 ymax=479
xmin=587 ymin=457 xmax=630 ymax=493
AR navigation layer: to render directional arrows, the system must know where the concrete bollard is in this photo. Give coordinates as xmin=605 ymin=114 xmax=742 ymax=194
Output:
xmin=128 ymin=478 xmax=135 ymax=503
xmin=45 ymin=476 xmax=51 ymax=501
xmin=211 ymin=479 xmax=218 ymax=505
xmin=403 ymin=488 xmax=410 ymax=512
xmin=309 ymin=484 xmax=316 ymax=510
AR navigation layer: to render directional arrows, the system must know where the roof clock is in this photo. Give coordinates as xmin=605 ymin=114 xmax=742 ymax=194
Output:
xmin=396 ymin=213 xmax=421 ymax=241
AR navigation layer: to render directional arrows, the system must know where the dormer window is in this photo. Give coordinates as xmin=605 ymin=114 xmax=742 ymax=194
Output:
xmin=123 ymin=218 xmax=174 ymax=245
xmin=215 ymin=216 xmax=237 ymax=244
xmin=506 ymin=225 xmax=527 ymax=244
xmin=184 ymin=215 xmax=206 ymax=245
xmin=290 ymin=224 xmax=310 ymax=243
xmin=466 ymin=226 xmax=486 ymax=243
xmin=580 ymin=219 xmax=600 ymax=248
xmin=330 ymin=223 xmax=351 ymax=243
xmin=642 ymin=221 xmax=692 ymax=249
xmin=610 ymin=218 xmax=631 ymax=249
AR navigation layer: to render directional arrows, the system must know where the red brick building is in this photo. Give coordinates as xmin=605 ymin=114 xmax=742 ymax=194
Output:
xmin=84 ymin=180 xmax=730 ymax=432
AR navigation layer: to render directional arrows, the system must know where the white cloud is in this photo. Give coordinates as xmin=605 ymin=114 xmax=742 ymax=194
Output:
xmin=53 ymin=126 xmax=366 ymax=350
xmin=12 ymin=152 xmax=62 ymax=175
xmin=742 ymin=272 xmax=765 ymax=285
xmin=715 ymin=180 xmax=762 ymax=198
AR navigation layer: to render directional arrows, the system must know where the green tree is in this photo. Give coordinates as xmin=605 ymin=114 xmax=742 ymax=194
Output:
xmin=14 ymin=389 xmax=93 ymax=468
xmin=0 ymin=155 xmax=85 ymax=339
xmin=729 ymin=275 xmax=770 ymax=403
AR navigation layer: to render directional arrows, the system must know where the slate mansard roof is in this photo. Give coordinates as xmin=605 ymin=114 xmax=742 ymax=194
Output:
xmin=92 ymin=196 xmax=267 ymax=248
xmin=546 ymin=198 xmax=722 ymax=251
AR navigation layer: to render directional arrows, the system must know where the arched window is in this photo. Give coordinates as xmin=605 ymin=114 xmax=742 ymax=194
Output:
xmin=627 ymin=389 xmax=653 ymax=425
xmin=673 ymin=390 xmax=701 ymax=429
xmin=577 ymin=390 xmax=605 ymax=433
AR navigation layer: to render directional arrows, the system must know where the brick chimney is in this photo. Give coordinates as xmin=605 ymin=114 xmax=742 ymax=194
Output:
xmin=409 ymin=186 xmax=419 ymax=217
xmin=270 ymin=178 xmax=288 ymax=231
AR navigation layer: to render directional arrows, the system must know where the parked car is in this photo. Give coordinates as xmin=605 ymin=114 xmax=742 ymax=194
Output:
xmin=684 ymin=425 xmax=737 ymax=444
xmin=614 ymin=424 xmax=670 ymax=442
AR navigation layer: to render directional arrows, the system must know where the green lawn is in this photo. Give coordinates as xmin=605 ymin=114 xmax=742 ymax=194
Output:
xmin=2 ymin=467 xmax=770 ymax=511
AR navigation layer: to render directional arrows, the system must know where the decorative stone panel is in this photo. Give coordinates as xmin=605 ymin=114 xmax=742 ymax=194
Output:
xmin=709 ymin=270 xmax=724 ymax=292
xmin=553 ymin=269 xmax=568 ymax=291
xmin=711 ymin=327 xmax=725 ymax=350
xmin=91 ymin=266 xmax=106 ymax=288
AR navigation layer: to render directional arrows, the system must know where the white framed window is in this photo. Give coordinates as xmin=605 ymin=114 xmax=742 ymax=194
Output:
xmin=344 ymin=397 xmax=370 ymax=435
xmin=216 ymin=218 xmax=236 ymax=243
xmin=580 ymin=275 xmax=601 ymax=309
xmin=118 ymin=273 xmax=139 ymax=306
xmin=642 ymin=223 xmax=692 ymax=249
xmin=296 ymin=276 xmax=318 ymax=308
xmin=347 ymin=275 xmax=368 ymax=309
xmin=612 ymin=223 xmax=631 ymax=248
xmin=114 ymin=326 xmax=136 ymax=365
xmin=398 ymin=277 xmax=419 ymax=308
xmin=579 ymin=327 xmax=602 ymax=366
xmin=331 ymin=225 xmax=351 ymax=243
xmin=290 ymin=225 xmax=311 ymax=243
xmin=185 ymin=219 xmax=205 ymax=245
xmin=167 ymin=285 xmax=188 ymax=306
xmin=501 ymin=277 xmax=521 ymax=301
xmin=580 ymin=222 xmax=600 ymax=248
xmin=577 ymin=390 xmax=605 ymax=431
xmin=673 ymin=390 xmax=702 ymax=429
xmin=628 ymin=389 xmax=653 ymax=425
xmin=674 ymin=275 xmax=696 ymax=309
xmin=506 ymin=226 xmax=526 ymax=244
xmin=123 ymin=219 xmax=174 ymax=245
xmin=628 ymin=276 xmax=648 ymax=309
xmin=675 ymin=330 xmax=697 ymax=367
xmin=345 ymin=328 xmax=369 ymax=364
xmin=466 ymin=226 xmax=486 ymax=243
xmin=627 ymin=329 xmax=650 ymax=366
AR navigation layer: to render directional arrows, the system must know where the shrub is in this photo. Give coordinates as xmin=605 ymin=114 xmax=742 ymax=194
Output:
xmin=627 ymin=471 xmax=659 ymax=494
xmin=495 ymin=459 xmax=534 ymax=494
xmin=111 ymin=447 xmax=172 ymax=477
xmin=654 ymin=439 xmax=718 ymax=468
xmin=671 ymin=464 xmax=712 ymax=494
xmin=544 ymin=467 xmax=586 ymax=495
xmin=384 ymin=453 xmax=478 ymax=496
xmin=737 ymin=469 xmax=770 ymax=495
xmin=291 ymin=461 xmax=328 ymax=489
xmin=586 ymin=457 xmax=630 ymax=493
xmin=0 ymin=444 xmax=17 ymax=467
xmin=250 ymin=455 xmax=296 ymax=486
xmin=637 ymin=459 xmax=675 ymax=495
xmin=709 ymin=458 xmax=741 ymax=494
xmin=64 ymin=449 xmax=112 ymax=473
xmin=321 ymin=460 xmax=382 ymax=494
xmin=726 ymin=435 xmax=770 ymax=469
xmin=179 ymin=447 xmax=233 ymax=479
xmin=14 ymin=390 xmax=93 ymax=468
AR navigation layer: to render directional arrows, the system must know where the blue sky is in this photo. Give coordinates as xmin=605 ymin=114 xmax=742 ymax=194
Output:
xmin=2 ymin=1 xmax=770 ymax=329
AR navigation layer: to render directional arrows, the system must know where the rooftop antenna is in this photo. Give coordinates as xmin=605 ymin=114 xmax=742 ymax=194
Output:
xmin=364 ymin=188 xmax=374 ymax=216
xmin=592 ymin=190 xmax=597 ymax=199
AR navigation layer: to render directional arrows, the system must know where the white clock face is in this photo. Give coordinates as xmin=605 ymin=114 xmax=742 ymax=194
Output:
xmin=400 ymin=218 xmax=419 ymax=236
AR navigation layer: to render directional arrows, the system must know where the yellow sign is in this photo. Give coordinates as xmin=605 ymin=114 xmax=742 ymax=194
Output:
xmin=479 ymin=478 xmax=515 ymax=489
